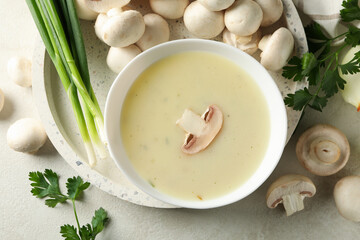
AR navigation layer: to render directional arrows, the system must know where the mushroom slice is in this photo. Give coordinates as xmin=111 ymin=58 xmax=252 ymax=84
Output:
xmin=176 ymin=105 xmax=223 ymax=154
xmin=259 ymin=27 xmax=294 ymax=72
xmin=296 ymin=124 xmax=350 ymax=176
xmin=334 ymin=176 xmax=360 ymax=222
xmin=223 ymin=28 xmax=261 ymax=56
xmin=84 ymin=0 xmax=130 ymax=13
xmin=266 ymin=174 xmax=316 ymax=216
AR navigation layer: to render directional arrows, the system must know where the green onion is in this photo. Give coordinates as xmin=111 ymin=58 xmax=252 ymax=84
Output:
xmin=26 ymin=0 xmax=106 ymax=166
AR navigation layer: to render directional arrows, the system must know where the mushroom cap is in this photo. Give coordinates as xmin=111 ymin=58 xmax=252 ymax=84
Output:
xmin=223 ymin=28 xmax=261 ymax=55
xmin=198 ymin=0 xmax=235 ymax=11
xmin=176 ymin=105 xmax=223 ymax=155
xmin=254 ymin=0 xmax=283 ymax=27
xmin=183 ymin=1 xmax=225 ymax=39
xmin=136 ymin=13 xmax=170 ymax=51
xmin=102 ymin=10 xmax=145 ymax=48
xmin=334 ymin=176 xmax=360 ymax=222
xmin=149 ymin=0 xmax=189 ymax=19
xmin=7 ymin=57 xmax=32 ymax=87
xmin=266 ymin=174 xmax=316 ymax=208
xmin=296 ymin=124 xmax=350 ymax=176
xmin=0 ymin=88 xmax=4 ymax=112
xmin=94 ymin=13 xmax=109 ymax=41
xmin=224 ymin=0 xmax=263 ymax=37
xmin=84 ymin=0 xmax=130 ymax=13
xmin=106 ymin=45 xmax=142 ymax=73
xmin=259 ymin=27 xmax=294 ymax=71
xmin=7 ymin=118 xmax=47 ymax=153
xmin=75 ymin=0 xmax=98 ymax=20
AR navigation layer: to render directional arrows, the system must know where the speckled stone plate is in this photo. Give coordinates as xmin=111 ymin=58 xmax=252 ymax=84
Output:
xmin=32 ymin=0 xmax=308 ymax=208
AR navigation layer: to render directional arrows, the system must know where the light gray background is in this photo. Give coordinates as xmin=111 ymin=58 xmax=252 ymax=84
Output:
xmin=1 ymin=1 xmax=360 ymax=239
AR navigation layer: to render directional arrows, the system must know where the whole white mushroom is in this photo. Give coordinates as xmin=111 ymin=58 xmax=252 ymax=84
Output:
xmin=149 ymin=0 xmax=189 ymax=19
xmin=75 ymin=0 xmax=98 ymax=20
xmin=136 ymin=13 xmax=170 ymax=51
xmin=334 ymin=176 xmax=360 ymax=222
xmin=224 ymin=0 xmax=263 ymax=37
xmin=259 ymin=27 xmax=294 ymax=71
xmin=254 ymin=0 xmax=283 ymax=27
xmin=198 ymin=0 xmax=235 ymax=11
xmin=7 ymin=118 xmax=47 ymax=153
xmin=101 ymin=10 xmax=145 ymax=48
xmin=84 ymin=0 xmax=130 ymax=13
xmin=223 ymin=28 xmax=261 ymax=55
xmin=183 ymin=1 xmax=225 ymax=39
xmin=106 ymin=45 xmax=142 ymax=73
xmin=7 ymin=57 xmax=32 ymax=87
xmin=0 ymin=88 xmax=5 ymax=113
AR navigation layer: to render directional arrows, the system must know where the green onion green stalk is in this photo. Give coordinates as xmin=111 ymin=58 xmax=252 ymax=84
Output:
xmin=26 ymin=0 xmax=106 ymax=166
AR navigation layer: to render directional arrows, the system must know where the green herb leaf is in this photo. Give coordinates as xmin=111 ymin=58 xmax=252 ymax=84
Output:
xmin=79 ymin=224 xmax=92 ymax=240
xmin=91 ymin=208 xmax=109 ymax=237
xmin=309 ymin=95 xmax=328 ymax=112
xmin=339 ymin=50 xmax=360 ymax=74
xmin=282 ymin=56 xmax=304 ymax=81
xmin=284 ymin=88 xmax=313 ymax=111
xmin=345 ymin=25 xmax=360 ymax=47
xmin=340 ymin=0 xmax=360 ymax=22
xmin=322 ymin=70 xmax=346 ymax=97
xmin=60 ymin=224 xmax=81 ymax=240
xmin=305 ymin=22 xmax=330 ymax=41
xmin=66 ymin=176 xmax=90 ymax=200
xmin=29 ymin=169 xmax=68 ymax=207
xmin=301 ymin=52 xmax=318 ymax=76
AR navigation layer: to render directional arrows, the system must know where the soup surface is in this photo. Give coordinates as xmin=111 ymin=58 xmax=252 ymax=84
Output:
xmin=120 ymin=51 xmax=270 ymax=201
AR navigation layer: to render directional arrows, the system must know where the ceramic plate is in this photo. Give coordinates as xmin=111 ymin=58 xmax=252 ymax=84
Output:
xmin=32 ymin=0 xmax=308 ymax=208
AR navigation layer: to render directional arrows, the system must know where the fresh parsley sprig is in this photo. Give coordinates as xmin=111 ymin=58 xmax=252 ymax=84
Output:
xmin=282 ymin=0 xmax=360 ymax=112
xmin=29 ymin=169 xmax=109 ymax=240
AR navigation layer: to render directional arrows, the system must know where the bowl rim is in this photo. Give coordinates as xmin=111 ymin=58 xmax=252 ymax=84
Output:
xmin=104 ymin=39 xmax=288 ymax=209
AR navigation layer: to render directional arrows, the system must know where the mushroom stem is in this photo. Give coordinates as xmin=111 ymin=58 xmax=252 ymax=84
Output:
xmin=176 ymin=109 xmax=206 ymax=136
xmin=282 ymin=193 xmax=305 ymax=216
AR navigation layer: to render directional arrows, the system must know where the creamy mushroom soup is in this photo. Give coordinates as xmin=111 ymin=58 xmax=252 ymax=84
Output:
xmin=120 ymin=51 xmax=270 ymax=201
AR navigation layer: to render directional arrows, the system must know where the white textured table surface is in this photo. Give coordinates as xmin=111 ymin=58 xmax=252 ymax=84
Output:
xmin=1 ymin=1 xmax=360 ymax=239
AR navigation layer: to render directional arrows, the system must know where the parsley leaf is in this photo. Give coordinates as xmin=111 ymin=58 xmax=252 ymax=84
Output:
xmin=339 ymin=50 xmax=360 ymax=74
xmin=309 ymin=95 xmax=328 ymax=112
xmin=79 ymin=208 xmax=108 ymax=239
xmin=66 ymin=176 xmax=90 ymax=200
xmin=282 ymin=56 xmax=304 ymax=81
xmin=322 ymin=70 xmax=346 ymax=97
xmin=91 ymin=208 xmax=109 ymax=237
xmin=29 ymin=169 xmax=68 ymax=207
xmin=284 ymin=88 xmax=313 ymax=111
xmin=305 ymin=22 xmax=330 ymax=41
xmin=345 ymin=25 xmax=360 ymax=47
xmin=30 ymin=170 xmax=108 ymax=240
xmin=60 ymin=225 xmax=81 ymax=240
xmin=301 ymin=52 xmax=318 ymax=76
xmin=282 ymin=0 xmax=360 ymax=112
xmin=340 ymin=0 xmax=360 ymax=22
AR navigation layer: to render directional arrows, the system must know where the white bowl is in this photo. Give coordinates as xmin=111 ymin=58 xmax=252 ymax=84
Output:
xmin=104 ymin=39 xmax=287 ymax=209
